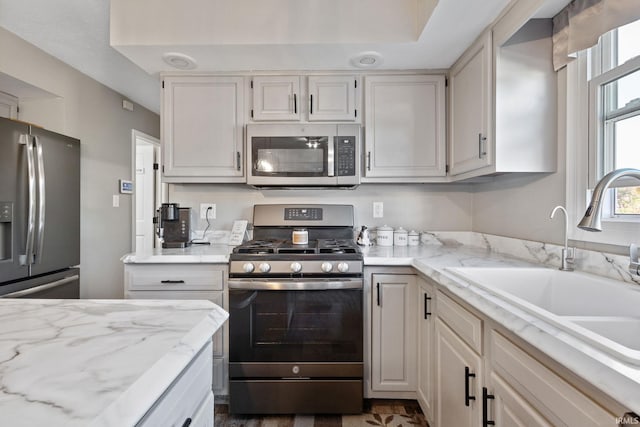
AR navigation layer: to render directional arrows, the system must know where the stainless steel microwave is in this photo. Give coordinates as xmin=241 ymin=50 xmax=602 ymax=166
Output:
xmin=246 ymin=124 xmax=361 ymax=187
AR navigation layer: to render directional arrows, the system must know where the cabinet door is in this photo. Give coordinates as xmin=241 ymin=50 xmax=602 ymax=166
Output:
xmin=490 ymin=372 xmax=553 ymax=427
xmin=308 ymin=75 xmax=358 ymax=121
xmin=251 ymin=76 xmax=301 ymax=121
xmin=364 ymin=75 xmax=446 ymax=178
xmin=371 ymin=274 xmax=418 ymax=391
xmin=449 ymin=31 xmax=492 ymax=176
xmin=162 ymin=76 xmax=245 ymax=181
xmin=435 ymin=318 xmax=482 ymax=427
xmin=417 ymin=278 xmax=435 ymax=422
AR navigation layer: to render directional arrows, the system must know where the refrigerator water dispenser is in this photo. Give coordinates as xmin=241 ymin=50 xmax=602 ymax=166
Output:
xmin=0 ymin=202 xmax=12 ymax=261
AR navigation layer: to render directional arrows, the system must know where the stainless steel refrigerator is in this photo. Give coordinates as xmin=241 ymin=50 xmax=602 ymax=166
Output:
xmin=0 ymin=117 xmax=80 ymax=298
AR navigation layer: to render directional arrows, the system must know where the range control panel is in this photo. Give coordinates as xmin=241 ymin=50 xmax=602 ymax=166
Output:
xmin=284 ymin=208 xmax=323 ymax=221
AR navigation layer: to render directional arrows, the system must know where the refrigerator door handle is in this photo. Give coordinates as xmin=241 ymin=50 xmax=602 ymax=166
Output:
xmin=0 ymin=274 xmax=79 ymax=298
xmin=34 ymin=136 xmax=46 ymax=264
xmin=19 ymin=134 xmax=36 ymax=266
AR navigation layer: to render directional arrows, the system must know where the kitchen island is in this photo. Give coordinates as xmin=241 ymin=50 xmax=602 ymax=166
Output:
xmin=0 ymin=298 xmax=228 ymax=427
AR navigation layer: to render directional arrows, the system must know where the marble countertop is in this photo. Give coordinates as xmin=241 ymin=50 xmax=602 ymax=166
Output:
xmin=0 ymin=299 xmax=228 ymax=427
xmin=119 ymin=232 xmax=640 ymax=412
xmin=121 ymin=244 xmax=232 ymax=264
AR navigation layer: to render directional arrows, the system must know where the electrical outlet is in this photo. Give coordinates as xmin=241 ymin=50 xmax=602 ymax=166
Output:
xmin=200 ymin=203 xmax=216 ymax=220
xmin=373 ymin=202 xmax=384 ymax=218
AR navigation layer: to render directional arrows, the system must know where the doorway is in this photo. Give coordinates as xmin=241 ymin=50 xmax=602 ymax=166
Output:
xmin=131 ymin=130 xmax=162 ymax=252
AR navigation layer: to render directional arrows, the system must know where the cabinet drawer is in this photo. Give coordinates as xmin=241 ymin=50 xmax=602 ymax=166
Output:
xmin=191 ymin=392 xmax=214 ymax=427
xmin=138 ymin=342 xmax=213 ymax=427
xmin=126 ymin=264 xmax=224 ymax=291
xmin=437 ymin=291 xmax=482 ymax=354
xmin=490 ymin=331 xmax=616 ymax=426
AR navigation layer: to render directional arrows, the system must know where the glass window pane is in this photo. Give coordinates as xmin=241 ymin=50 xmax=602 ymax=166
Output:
xmin=614 ymin=187 xmax=640 ymax=214
xmin=604 ymin=68 xmax=640 ymax=112
xmin=617 ymin=19 xmax=640 ymax=66
xmin=613 ymin=115 xmax=640 ymax=169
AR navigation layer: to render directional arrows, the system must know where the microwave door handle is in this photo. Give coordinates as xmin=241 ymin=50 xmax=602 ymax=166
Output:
xmin=327 ymin=137 xmax=335 ymax=177
xmin=34 ymin=136 xmax=46 ymax=264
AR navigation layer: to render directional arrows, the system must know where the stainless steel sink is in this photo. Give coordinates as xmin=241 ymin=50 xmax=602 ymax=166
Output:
xmin=445 ymin=267 xmax=640 ymax=364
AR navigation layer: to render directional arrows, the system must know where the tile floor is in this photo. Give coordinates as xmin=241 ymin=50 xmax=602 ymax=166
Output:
xmin=214 ymin=399 xmax=429 ymax=427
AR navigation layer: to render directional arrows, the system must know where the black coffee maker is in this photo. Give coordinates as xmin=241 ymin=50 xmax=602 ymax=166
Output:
xmin=155 ymin=203 xmax=191 ymax=248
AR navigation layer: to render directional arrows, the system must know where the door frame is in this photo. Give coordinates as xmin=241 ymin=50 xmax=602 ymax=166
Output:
xmin=130 ymin=130 xmax=164 ymax=252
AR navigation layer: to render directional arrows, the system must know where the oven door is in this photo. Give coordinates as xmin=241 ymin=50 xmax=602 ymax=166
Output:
xmin=228 ymin=279 xmax=363 ymax=363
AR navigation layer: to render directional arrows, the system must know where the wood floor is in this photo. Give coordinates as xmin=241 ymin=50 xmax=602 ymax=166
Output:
xmin=214 ymin=399 xmax=430 ymax=427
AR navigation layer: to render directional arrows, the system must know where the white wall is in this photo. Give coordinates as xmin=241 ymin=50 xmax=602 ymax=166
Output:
xmin=0 ymin=27 xmax=160 ymax=298
xmin=472 ymin=69 xmax=568 ymax=245
xmin=169 ymin=183 xmax=474 ymax=234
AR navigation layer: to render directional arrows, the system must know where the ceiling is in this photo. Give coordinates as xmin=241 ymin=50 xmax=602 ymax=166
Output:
xmin=0 ymin=0 xmax=570 ymax=115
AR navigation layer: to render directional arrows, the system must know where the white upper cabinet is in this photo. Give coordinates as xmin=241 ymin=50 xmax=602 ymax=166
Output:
xmin=364 ymin=75 xmax=446 ymax=181
xmin=251 ymin=75 xmax=359 ymax=122
xmin=251 ymin=76 xmax=301 ymax=121
xmin=162 ymin=75 xmax=245 ymax=183
xmin=449 ymin=32 xmax=492 ymax=176
xmin=449 ymin=1 xmax=557 ymax=181
xmin=308 ymin=75 xmax=358 ymax=121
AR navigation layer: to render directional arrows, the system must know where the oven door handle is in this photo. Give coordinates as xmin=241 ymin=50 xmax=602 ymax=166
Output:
xmin=228 ymin=279 xmax=363 ymax=290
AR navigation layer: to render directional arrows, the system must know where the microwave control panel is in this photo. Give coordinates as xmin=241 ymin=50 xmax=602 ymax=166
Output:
xmin=335 ymin=136 xmax=356 ymax=176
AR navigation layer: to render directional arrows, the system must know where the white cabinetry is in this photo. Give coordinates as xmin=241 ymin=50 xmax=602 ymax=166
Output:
xmin=448 ymin=2 xmax=557 ymax=181
xmin=138 ymin=342 xmax=214 ymax=427
xmin=124 ymin=264 xmax=228 ymax=395
xmin=370 ymin=273 xmax=418 ymax=392
xmin=251 ymin=75 xmax=359 ymax=122
xmin=251 ymin=76 xmax=301 ymax=121
xmin=417 ymin=276 xmax=435 ymax=423
xmin=363 ymin=75 xmax=446 ymax=181
xmin=488 ymin=331 xmax=616 ymax=427
xmin=435 ymin=291 xmax=483 ymax=427
xmin=448 ymin=32 xmax=492 ymax=176
xmin=161 ymin=75 xmax=245 ymax=183
xmin=308 ymin=75 xmax=358 ymax=121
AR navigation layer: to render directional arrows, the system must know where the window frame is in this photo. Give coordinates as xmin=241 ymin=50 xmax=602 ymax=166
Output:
xmin=567 ymin=26 xmax=640 ymax=247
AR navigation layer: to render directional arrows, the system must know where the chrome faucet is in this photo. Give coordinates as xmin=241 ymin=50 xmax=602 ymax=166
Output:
xmin=578 ymin=168 xmax=640 ymax=231
xmin=578 ymin=168 xmax=640 ymax=276
xmin=550 ymin=205 xmax=574 ymax=271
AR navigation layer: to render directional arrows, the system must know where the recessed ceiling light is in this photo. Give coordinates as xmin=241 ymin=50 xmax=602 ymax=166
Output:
xmin=350 ymin=51 xmax=383 ymax=68
xmin=162 ymin=52 xmax=198 ymax=70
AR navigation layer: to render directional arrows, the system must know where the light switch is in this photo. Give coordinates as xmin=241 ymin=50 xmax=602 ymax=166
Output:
xmin=373 ymin=202 xmax=383 ymax=218
xmin=112 ymin=195 xmax=120 ymax=208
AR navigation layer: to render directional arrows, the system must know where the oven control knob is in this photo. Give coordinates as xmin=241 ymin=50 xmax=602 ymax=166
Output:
xmin=242 ymin=263 xmax=255 ymax=273
xmin=321 ymin=262 xmax=333 ymax=273
xmin=337 ymin=262 xmax=349 ymax=273
xmin=290 ymin=262 xmax=302 ymax=273
xmin=258 ymin=262 xmax=271 ymax=273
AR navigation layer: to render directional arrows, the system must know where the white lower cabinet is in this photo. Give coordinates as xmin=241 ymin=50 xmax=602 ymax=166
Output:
xmin=370 ymin=273 xmax=418 ymax=392
xmin=124 ymin=263 xmax=228 ymax=396
xmin=487 ymin=331 xmax=617 ymax=426
xmin=417 ymin=277 xmax=435 ymax=422
xmin=434 ymin=292 xmax=483 ymax=427
xmin=138 ymin=341 xmax=213 ymax=427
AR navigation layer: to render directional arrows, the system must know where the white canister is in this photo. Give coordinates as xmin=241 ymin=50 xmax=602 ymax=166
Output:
xmin=408 ymin=230 xmax=420 ymax=246
xmin=376 ymin=225 xmax=394 ymax=246
xmin=394 ymin=227 xmax=408 ymax=246
xmin=292 ymin=228 xmax=309 ymax=245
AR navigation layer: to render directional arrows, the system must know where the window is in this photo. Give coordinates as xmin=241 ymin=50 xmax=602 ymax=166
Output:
xmin=589 ymin=19 xmax=640 ymax=217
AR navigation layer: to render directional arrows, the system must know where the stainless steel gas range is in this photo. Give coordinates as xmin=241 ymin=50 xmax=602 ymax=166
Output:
xmin=228 ymin=204 xmax=363 ymax=415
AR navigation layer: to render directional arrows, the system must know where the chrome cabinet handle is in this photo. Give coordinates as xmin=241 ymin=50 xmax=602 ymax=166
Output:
xmin=465 ymin=366 xmax=476 ymax=406
xmin=34 ymin=136 xmax=46 ymax=264
xmin=367 ymin=152 xmax=372 ymax=171
xmin=1 ymin=274 xmax=79 ymax=298
xmin=478 ymin=133 xmax=487 ymax=159
xmin=236 ymin=151 xmax=241 ymax=171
